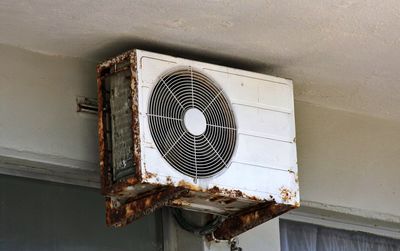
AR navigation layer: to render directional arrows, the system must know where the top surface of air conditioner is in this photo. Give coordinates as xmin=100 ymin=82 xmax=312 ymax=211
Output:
xmin=97 ymin=49 xmax=299 ymax=239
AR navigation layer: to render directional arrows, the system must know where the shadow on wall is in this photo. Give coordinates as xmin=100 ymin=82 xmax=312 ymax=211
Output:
xmin=0 ymin=174 xmax=163 ymax=251
xmin=87 ymin=36 xmax=276 ymax=74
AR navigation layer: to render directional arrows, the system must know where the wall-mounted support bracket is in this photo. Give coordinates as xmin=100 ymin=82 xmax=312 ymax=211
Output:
xmin=76 ymin=96 xmax=98 ymax=114
xmin=105 ymin=187 xmax=189 ymax=227
xmin=209 ymin=202 xmax=294 ymax=240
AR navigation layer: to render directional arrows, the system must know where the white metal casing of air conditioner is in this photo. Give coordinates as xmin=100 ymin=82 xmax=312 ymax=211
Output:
xmin=134 ymin=50 xmax=299 ymax=212
xmin=97 ymin=49 xmax=299 ymax=238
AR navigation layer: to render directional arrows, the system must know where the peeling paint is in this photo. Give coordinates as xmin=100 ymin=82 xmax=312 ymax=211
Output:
xmin=97 ymin=49 xmax=299 ymax=240
xmin=210 ymin=202 xmax=296 ymax=240
xmin=279 ymin=186 xmax=297 ymax=203
xmin=106 ymin=187 xmax=188 ymax=227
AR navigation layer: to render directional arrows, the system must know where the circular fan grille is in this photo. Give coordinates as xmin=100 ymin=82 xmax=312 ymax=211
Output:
xmin=148 ymin=67 xmax=237 ymax=178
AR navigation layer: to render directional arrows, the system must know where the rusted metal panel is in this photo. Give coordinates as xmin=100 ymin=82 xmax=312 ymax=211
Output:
xmin=211 ymin=203 xmax=296 ymax=240
xmin=97 ymin=50 xmax=134 ymax=71
xmin=97 ymin=63 xmax=108 ymax=194
xmin=105 ymin=187 xmax=188 ymax=227
xmin=109 ymin=71 xmax=135 ymax=181
xmin=97 ymin=49 xmax=299 ymax=240
xmin=97 ymin=50 xmax=142 ymax=195
xmin=129 ymin=52 xmax=142 ymax=183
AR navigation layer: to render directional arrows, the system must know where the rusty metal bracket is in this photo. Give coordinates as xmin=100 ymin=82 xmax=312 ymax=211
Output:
xmin=105 ymin=187 xmax=189 ymax=227
xmin=210 ymin=202 xmax=294 ymax=240
xmin=96 ymin=49 xmax=299 ymax=239
xmin=76 ymin=96 xmax=98 ymax=114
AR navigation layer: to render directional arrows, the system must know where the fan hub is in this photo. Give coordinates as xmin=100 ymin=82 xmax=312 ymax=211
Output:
xmin=183 ymin=108 xmax=207 ymax=136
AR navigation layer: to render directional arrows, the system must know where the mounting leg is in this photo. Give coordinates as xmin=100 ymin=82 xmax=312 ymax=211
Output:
xmin=210 ymin=202 xmax=293 ymax=240
xmin=105 ymin=187 xmax=188 ymax=227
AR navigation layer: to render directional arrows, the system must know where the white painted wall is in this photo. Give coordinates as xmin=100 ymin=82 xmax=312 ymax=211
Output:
xmin=0 ymin=45 xmax=98 ymax=163
xmin=1 ymin=44 xmax=400 ymax=250
xmin=296 ymin=101 xmax=400 ymax=218
xmin=0 ymin=44 xmax=99 ymax=187
xmin=238 ymin=218 xmax=281 ymax=250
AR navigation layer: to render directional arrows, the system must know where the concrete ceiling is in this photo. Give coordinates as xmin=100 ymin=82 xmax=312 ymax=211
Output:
xmin=1 ymin=0 xmax=400 ymax=120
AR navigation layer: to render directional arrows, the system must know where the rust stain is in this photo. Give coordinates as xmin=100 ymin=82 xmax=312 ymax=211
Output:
xmin=97 ymin=50 xmax=142 ymax=195
xmin=222 ymin=198 xmax=237 ymax=204
xmin=208 ymin=186 xmax=220 ymax=193
xmin=208 ymin=186 xmax=256 ymax=200
xmin=98 ymin=49 xmax=299 ymax=238
xmin=144 ymin=171 xmax=157 ymax=180
xmin=279 ymin=187 xmax=297 ymax=203
xmin=97 ymin=65 xmax=108 ymax=194
xmin=175 ymin=182 xmax=250 ymax=200
xmin=174 ymin=182 xmax=262 ymax=201
xmin=106 ymin=187 xmax=188 ymax=227
xmin=209 ymin=196 xmax=237 ymax=205
xmin=210 ymin=202 xmax=295 ymax=240
xmin=171 ymin=198 xmax=192 ymax=207
xmin=209 ymin=195 xmax=225 ymax=202
xmin=177 ymin=180 xmax=202 ymax=191
xmin=231 ymin=190 xmax=244 ymax=197
xmin=130 ymin=51 xmax=142 ymax=181
xmin=98 ymin=50 xmax=133 ymax=71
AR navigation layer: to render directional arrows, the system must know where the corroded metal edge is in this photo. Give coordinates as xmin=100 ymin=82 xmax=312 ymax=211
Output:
xmin=210 ymin=202 xmax=297 ymax=240
xmin=97 ymin=49 xmax=300 ymax=237
xmin=105 ymin=187 xmax=188 ymax=227
xmin=97 ymin=50 xmax=135 ymax=70
xmin=97 ymin=50 xmax=142 ymax=195
xmin=97 ymin=60 xmax=108 ymax=194
xmin=129 ymin=51 xmax=143 ymax=183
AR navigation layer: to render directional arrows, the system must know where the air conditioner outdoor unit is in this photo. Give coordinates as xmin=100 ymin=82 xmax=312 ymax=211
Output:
xmin=97 ymin=49 xmax=299 ymax=240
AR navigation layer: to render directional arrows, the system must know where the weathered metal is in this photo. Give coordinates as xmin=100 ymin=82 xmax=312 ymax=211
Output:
xmin=106 ymin=187 xmax=188 ymax=227
xmin=76 ymin=96 xmax=98 ymax=114
xmin=97 ymin=63 xmax=108 ymax=194
xmin=97 ymin=49 xmax=299 ymax=240
xmin=129 ymin=52 xmax=143 ymax=184
xmin=211 ymin=202 xmax=295 ymax=240
xmin=97 ymin=50 xmax=142 ymax=195
xmin=279 ymin=186 xmax=298 ymax=203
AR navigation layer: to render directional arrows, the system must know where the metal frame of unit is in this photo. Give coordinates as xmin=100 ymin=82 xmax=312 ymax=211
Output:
xmin=97 ymin=49 xmax=299 ymax=240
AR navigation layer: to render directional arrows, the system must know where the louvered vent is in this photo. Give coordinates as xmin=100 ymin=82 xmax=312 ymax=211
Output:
xmin=148 ymin=68 xmax=236 ymax=178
